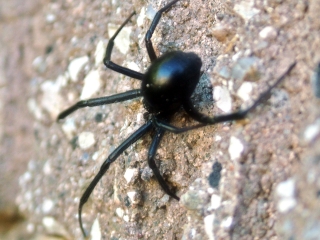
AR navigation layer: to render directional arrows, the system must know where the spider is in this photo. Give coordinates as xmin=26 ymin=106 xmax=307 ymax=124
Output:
xmin=57 ymin=0 xmax=296 ymax=237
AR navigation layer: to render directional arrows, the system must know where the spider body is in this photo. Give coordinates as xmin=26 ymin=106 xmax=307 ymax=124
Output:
xmin=142 ymin=51 xmax=202 ymax=114
xmin=57 ymin=0 xmax=295 ymax=237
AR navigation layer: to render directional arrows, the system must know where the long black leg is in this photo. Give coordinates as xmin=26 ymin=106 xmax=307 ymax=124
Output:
xmin=57 ymin=89 xmax=142 ymax=120
xmin=103 ymin=12 xmax=144 ymax=80
xmin=79 ymin=121 xmax=152 ymax=237
xmin=145 ymin=0 xmax=180 ymax=62
xmin=154 ymin=62 xmax=296 ymax=133
xmin=184 ymin=62 xmax=296 ymax=124
xmin=152 ymin=117 xmax=205 ymax=134
xmin=148 ymin=127 xmax=180 ymax=200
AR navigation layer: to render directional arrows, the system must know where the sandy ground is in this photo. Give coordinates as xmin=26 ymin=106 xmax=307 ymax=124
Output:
xmin=1 ymin=0 xmax=320 ymax=239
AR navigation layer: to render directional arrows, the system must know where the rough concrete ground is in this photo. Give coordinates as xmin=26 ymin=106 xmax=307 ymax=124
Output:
xmin=1 ymin=0 xmax=320 ymax=239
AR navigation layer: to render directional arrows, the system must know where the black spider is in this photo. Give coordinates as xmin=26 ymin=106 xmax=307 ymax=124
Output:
xmin=57 ymin=0 xmax=296 ymax=237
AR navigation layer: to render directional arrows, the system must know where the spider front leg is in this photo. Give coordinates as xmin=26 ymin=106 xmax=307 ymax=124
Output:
xmin=183 ymin=62 xmax=296 ymax=125
xmin=153 ymin=62 xmax=296 ymax=133
xmin=145 ymin=0 xmax=180 ymax=62
xmin=78 ymin=121 xmax=153 ymax=237
xmin=57 ymin=90 xmax=142 ymax=120
xmin=103 ymin=11 xmax=144 ymax=80
xmin=148 ymin=127 xmax=180 ymax=200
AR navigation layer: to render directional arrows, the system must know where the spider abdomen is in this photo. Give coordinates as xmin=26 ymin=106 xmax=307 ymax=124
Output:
xmin=142 ymin=51 xmax=202 ymax=113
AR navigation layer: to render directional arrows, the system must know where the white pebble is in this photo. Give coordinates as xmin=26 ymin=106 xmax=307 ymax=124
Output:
xmin=210 ymin=194 xmax=221 ymax=210
xmin=204 ymin=214 xmax=215 ymax=240
xmin=127 ymin=191 xmax=140 ymax=204
xmin=234 ymin=1 xmax=259 ymax=22
xmin=19 ymin=172 xmax=32 ymax=185
xmin=259 ymin=26 xmax=278 ymax=40
xmin=108 ymin=24 xmax=132 ymax=54
xmin=78 ymin=132 xmax=96 ymax=149
xmin=32 ymin=56 xmax=46 ymax=73
xmin=276 ymin=178 xmax=295 ymax=198
xmin=43 ymin=160 xmax=52 ymax=175
xmin=237 ymin=82 xmax=253 ymax=102
xmin=42 ymin=217 xmax=70 ymax=238
xmin=90 ymin=218 xmax=102 ymax=240
xmin=95 ymin=40 xmax=106 ymax=67
xmin=221 ymin=216 xmax=233 ymax=229
xmin=228 ymin=136 xmax=244 ymax=160
xmin=146 ymin=5 xmax=157 ymax=20
xmin=40 ymin=80 xmax=64 ymax=119
xmin=127 ymin=61 xmax=141 ymax=72
xmin=213 ymin=86 xmax=232 ymax=113
xmin=304 ymin=119 xmax=320 ymax=142
xmin=215 ymin=135 xmax=222 ymax=141
xmin=46 ymin=13 xmax=56 ymax=23
xmin=42 ymin=199 xmax=54 ymax=213
xmin=276 ymin=178 xmax=296 ymax=213
xmin=277 ymin=198 xmax=296 ymax=213
xmin=137 ymin=7 xmax=146 ymax=27
xmin=62 ymin=118 xmax=77 ymax=140
xmin=68 ymin=56 xmax=89 ymax=82
xmin=80 ymin=70 xmax=102 ymax=100
xmin=123 ymin=215 xmax=129 ymax=222
xmin=124 ymin=168 xmax=139 ymax=184
xmin=116 ymin=208 xmax=124 ymax=218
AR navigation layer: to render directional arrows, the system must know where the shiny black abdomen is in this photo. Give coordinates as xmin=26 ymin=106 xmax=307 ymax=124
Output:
xmin=142 ymin=51 xmax=202 ymax=114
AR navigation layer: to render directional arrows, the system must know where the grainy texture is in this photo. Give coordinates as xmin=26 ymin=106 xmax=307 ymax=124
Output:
xmin=1 ymin=0 xmax=320 ymax=239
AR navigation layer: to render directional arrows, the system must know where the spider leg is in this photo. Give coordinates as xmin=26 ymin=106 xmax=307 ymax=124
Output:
xmin=103 ymin=11 xmax=144 ymax=80
xmin=154 ymin=62 xmax=296 ymax=133
xmin=145 ymin=0 xmax=180 ymax=62
xmin=152 ymin=117 xmax=205 ymax=134
xmin=183 ymin=62 xmax=296 ymax=124
xmin=78 ymin=121 xmax=152 ymax=237
xmin=148 ymin=127 xmax=180 ymax=200
xmin=57 ymin=89 xmax=142 ymax=120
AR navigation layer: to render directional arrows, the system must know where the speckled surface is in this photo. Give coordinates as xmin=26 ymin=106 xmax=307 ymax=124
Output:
xmin=1 ymin=0 xmax=320 ymax=239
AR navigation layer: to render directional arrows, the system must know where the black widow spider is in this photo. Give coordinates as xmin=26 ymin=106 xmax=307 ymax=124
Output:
xmin=58 ymin=0 xmax=296 ymax=237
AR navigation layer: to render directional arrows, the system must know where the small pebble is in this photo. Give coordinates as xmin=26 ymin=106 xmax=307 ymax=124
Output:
xmin=68 ymin=56 xmax=89 ymax=82
xmin=94 ymin=40 xmax=106 ymax=67
xmin=221 ymin=216 xmax=233 ymax=228
xmin=180 ymin=190 xmax=207 ymax=210
xmin=276 ymin=178 xmax=296 ymax=213
xmin=146 ymin=4 xmax=157 ymax=20
xmin=231 ymin=57 xmax=260 ymax=81
xmin=212 ymin=23 xmax=230 ymax=42
xmin=234 ymin=1 xmax=259 ymax=22
xmin=304 ymin=119 xmax=320 ymax=143
xmin=137 ymin=6 xmax=146 ymax=27
xmin=228 ymin=136 xmax=244 ymax=160
xmin=141 ymin=167 xmax=153 ymax=181
xmin=80 ymin=70 xmax=102 ymax=100
xmin=237 ymin=82 xmax=253 ymax=102
xmin=116 ymin=208 xmax=124 ymax=218
xmin=90 ymin=218 xmax=102 ymax=240
xmin=42 ymin=199 xmax=54 ymax=213
xmin=78 ymin=132 xmax=96 ymax=149
xmin=210 ymin=194 xmax=221 ymax=210
xmin=127 ymin=191 xmax=141 ymax=204
xmin=259 ymin=26 xmax=278 ymax=40
xmin=213 ymin=86 xmax=232 ymax=113
xmin=124 ymin=168 xmax=139 ymax=184
xmin=204 ymin=214 xmax=215 ymax=240
xmin=62 ymin=118 xmax=77 ymax=140
xmin=42 ymin=217 xmax=70 ymax=238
